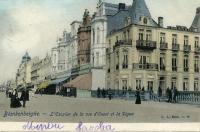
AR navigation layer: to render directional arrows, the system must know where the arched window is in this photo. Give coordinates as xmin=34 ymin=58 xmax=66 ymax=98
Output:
xmin=97 ymin=27 xmax=100 ymax=44
xmin=92 ymin=29 xmax=95 ymax=44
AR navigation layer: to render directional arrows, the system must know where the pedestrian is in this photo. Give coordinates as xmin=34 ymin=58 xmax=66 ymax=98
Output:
xmin=97 ymin=87 xmax=100 ymax=98
xmin=108 ymin=88 xmax=112 ymax=100
xmin=166 ymin=87 xmax=170 ymax=102
xmin=10 ymin=89 xmax=21 ymax=108
xmin=135 ymin=88 xmax=141 ymax=104
xmin=173 ymin=87 xmax=178 ymax=103
xmin=20 ymin=89 xmax=26 ymax=108
xmin=102 ymin=88 xmax=106 ymax=98
xmin=26 ymin=90 xmax=29 ymax=101
xmin=168 ymin=88 xmax=173 ymax=103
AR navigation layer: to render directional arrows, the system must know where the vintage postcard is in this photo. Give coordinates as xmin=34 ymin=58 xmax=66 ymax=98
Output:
xmin=0 ymin=0 xmax=200 ymax=131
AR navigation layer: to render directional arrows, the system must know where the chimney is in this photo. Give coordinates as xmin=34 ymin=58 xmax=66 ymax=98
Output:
xmin=118 ymin=3 xmax=126 ymax=11
xmin=158 ymin=17 xmax=163 ymax=27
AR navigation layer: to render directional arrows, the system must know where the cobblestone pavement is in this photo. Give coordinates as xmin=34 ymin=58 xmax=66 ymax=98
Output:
xmin=0 ymin=92 xmax=200 ymax=123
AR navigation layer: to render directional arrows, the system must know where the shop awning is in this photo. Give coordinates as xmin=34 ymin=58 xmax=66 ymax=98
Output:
xmin=49 ymin=77 xmax=69 ymax=85
xmin=38 ymin=81 xmax=49 ymax=90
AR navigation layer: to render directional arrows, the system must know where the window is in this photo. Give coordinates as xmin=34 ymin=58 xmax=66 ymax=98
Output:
xmin=127 ymin=30 xmax=130 ymax=40
xmin=184 ymin=36 xmax=189 ymax=45
xmin=107 ymin=55 xmax=110 ymax=73
xmin=171 ymin=79 xmax=177 ymax=88
xmin=116 ymin=51 xmax=119 ymax=70
xmin=143 ymin=18 xmax=148 ymax=24
xmin=139 ymin=55 xmax=149 ymax=69
xmin=96 ymin=52 xmax=99 ymax=66
xmin=138 ymin=29 xmax=144 ymax=40
xmin=122 ymin=50 xmax=128 ymax=69
xmin=184 ymin=56 xmax=189 ymax=72
xmin=97 ymin=27 xmax=100 ymax=44
xmin=194 ymin=81 xmax=199 ymax=91
xmin=160 ymin=33 xmax=166 ymax=43
xmin=122 ymin=80 xmax=128 ymax=90
xmin=146 ymin=30 xmax=152 ymax=41
xmin=195 ymin=37 xmax=199 ymax=48
xmin=160 ymin=56 xmax=165 ymax=70
xmin=92 ymin=29 xmax=95 ymax=44
xmin=136 ymin=79 xmax=141 ymax=89
xmin=194 ymin=57 xmax=199 ymax=72
xmin=172 ymin=56 xmax=177 ymax=71
xmin=172 ymin=34 xmax=177 ymax=44
xmin=183 ymin=80 xmax=189 ymax=91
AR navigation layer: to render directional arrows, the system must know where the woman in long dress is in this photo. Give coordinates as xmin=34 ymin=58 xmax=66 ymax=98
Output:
xmin=10 ymin=89 xmax=21 ymax=108
xmin=135 ymin=89 xmax=141 ymax=104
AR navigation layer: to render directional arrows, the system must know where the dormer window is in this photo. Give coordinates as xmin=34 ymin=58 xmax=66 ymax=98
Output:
xmin=143 ymin=17 xmax=148 ymax=24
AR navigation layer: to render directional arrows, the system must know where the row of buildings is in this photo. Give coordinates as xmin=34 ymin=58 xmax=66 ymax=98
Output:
xmin=5 ymin=0 xmax=200 ymax=94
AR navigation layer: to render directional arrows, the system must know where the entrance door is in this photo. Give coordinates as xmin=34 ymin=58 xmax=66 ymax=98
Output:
xmin=148 ymin=81 xmax=154 ymax=91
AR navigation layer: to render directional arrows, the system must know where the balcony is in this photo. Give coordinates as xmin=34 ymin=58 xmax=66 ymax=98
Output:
xmin=133 ymin=63 xmax=158 ymax=71
xmin=183 ymin=45 xmax=191 ymax=52
xmin=172 ymin=66 xmax=177 ymax=71
xmin=194 ymin=47 xmax=200 ymax=54
xmin=160 ymin=43 xmax=168 ymax=50
xmin=136 ymin=40 xmax=157 ymax=50
xmin=113 ymin=39 xmax=132 ymax=49
xmin=184 ymin=67 xmax=189 ymax=72
xmin=172 ymin=44 xmax=180 ymax=51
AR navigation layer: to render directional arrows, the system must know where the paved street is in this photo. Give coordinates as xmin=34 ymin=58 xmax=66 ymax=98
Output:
xmin=0 ymin=92 xmax=200 ymax=123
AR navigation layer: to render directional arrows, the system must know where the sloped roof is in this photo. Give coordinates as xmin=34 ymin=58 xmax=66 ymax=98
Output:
xmin=107 ymin=0 xmax=158 ymax=34
xmin=190 ymin=7 xmax=200 ymax=32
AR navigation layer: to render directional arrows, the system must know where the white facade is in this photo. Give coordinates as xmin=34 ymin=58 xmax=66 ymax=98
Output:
xmin=90 ymin=1 xmax=118 ymax=90
xmin=51 ymin=21 xmax=81 ymax=79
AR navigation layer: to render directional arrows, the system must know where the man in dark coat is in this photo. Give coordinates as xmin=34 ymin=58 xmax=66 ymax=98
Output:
xmin=20 ymin=90 xmax=26 ymax=107
xmin=135 ymin=88 xmax=141 ymax=104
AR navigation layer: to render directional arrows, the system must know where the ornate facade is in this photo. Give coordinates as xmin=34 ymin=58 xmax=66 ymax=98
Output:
xmin=106 ymin=0 xmax=200 ymax=93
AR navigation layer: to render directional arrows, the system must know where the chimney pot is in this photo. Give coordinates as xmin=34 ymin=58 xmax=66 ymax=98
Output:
xmin=158 ymin=17 xmax=164 ymax=27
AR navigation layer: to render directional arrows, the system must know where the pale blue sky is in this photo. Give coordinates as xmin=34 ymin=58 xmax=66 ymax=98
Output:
xmin=0 ymin=0 xmax=199 ymax=83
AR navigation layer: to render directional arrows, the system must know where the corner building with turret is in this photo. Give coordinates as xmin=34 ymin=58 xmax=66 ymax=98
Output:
xmin=106 ymin=0 xmax=200 ymax=93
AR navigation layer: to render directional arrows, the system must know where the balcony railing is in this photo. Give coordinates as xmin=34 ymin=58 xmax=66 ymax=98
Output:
xmin=160 ymin=42 xmax=168 ymax=50
xmin=176 ymin=91 xmax=200 ymax=105
xmin=136 ymin=40 xmax=157 ymax=50
xmin=133 ymin=63 xmax=158 ymax=71
xmin=183 ymin=45 xmax=191 ymax=52
xmin=113 ymin=39 xmax=132 ymax=49
xmin=194 ymin=47 xmax=200 ymax=54
xmin=172 ymin=44 xmax=180 ymax=51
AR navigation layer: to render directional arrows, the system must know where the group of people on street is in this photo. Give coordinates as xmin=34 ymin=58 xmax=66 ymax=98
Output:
xmin=166 ymin=87 xmax=178 ymax=103
xmin=6 ymin=89 xmax=29 ymax=108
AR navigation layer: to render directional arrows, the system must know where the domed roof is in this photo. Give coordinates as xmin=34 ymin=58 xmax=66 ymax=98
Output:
xmin=21 ymin=52 xmax=31 ymax=63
